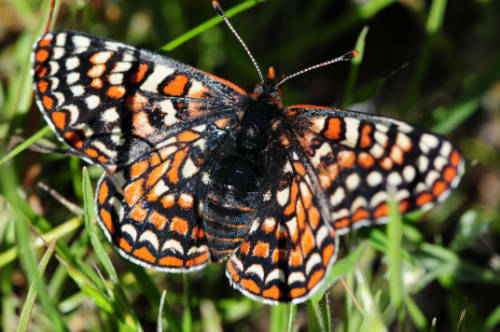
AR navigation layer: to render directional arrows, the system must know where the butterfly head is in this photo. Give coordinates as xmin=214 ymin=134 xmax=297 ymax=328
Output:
xmin=251 ymin=67 xmax=283 ymax=107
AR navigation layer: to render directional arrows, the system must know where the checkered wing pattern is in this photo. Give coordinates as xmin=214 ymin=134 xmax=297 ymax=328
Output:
xmin=32 ymin=30 xmax=246 ymax=270
xmin=226 ymin=142 xmax=338 ymax=303
xmin=285 ymin=106 xmax=464 ymax=234
xmin=32 ymin=30 xmax=246 ymax=170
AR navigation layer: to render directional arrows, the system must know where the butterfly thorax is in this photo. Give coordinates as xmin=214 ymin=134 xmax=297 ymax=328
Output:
xmin=201 ymin=88 xmax=284 ymax=262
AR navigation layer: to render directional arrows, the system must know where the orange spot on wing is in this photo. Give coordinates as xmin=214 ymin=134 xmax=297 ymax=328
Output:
xmin=130 ymin=204 xmax=148 ymax=222
xmin=253 ymin=241 xmax=269 ymax=258
xmin=87 ymin=64 xmax=106 ymax=78
xmin=186 ymin=252 xmax=208 ymax=266
xmin=161 ymin=194 xmax=175 ymax=209
xmin=159 ymin=255 xmax=183 ymax=267
xmin=133 ymin=247 xmax=156 ymax=263
xmin=178 ymin=130 xmax=200 ymax=142
xmin=307 ymin=269 xmax=324 ymax=290
xmin=84 ymin=148 xmax=98 ymax=158
xmin=324 ymin=118 xmax=342 ymax=140
xmin=399 ymin=200 xmax=409 ymax=213
xmin=36 ymin=49 xmax=49 ymax=62
xmin=239 ymin=241 xmax=250 ymax=255
xmin=51 ymin=111 xmax=66 ymax=129
xmin=352 ymin=208 xmax=369 ymax=222
xmin=358 ymin=152 xmax=375 ymax=168
xmin=130 ymin=63 xmax=149 ymax=83
xmin=290 ymin=287 xmax=306 ymax=298
xmin=90 ymin=78 xmax=103 ymax=89
xmin=334 ymin=218 xmax=349 ymax=229
xmin=339 ymin=151 xmax=356 ymax=168
xmin=166 ymin=149 xmax=187 ymax=184
xmin=130 ymin=160 xmax=149 ymax=178
xmin=289 ymin=247 xmax=303 ymax=267
xmin=262 ymin=286 xmax=282 ymax=300
xmin=391 ymin=146 xmax=404 ymax=165
xmin=38 ymin=36 xmax=52 ymax=47
xmin=416 ymin=192 xmax=433 ymax=206
xmin=443 ymin=166 xmax=457 ymax=183
xmin=432 ymin=180 xmax=448 ymax=196
xmin=42 ymin=95 xmax=54 ymax=110
xmin=227 ymin=260 xmax=241 ymax=282
xmin=163 ymin=74 xmax=189 ymax=96
xmin=119 ymin=237 xmax=132 ymax=252
xmin=192 ymin=226 xmax=205 ymax=239
xmin=100 ymin=209 xmax=114 ymax=233
xmin=293 ymin=162 xmax=306 ymax=175
xmin=106 ymin=86 xmax=126 ymax=99
xmin=124 ymin=179 xmax=145 ymax=205
xmin=38 ymin=80 xmax=49 ymax=93
xmin=98 ymin=181 xmax=109 ymax=205
xmin=360 ymin=124 xmax=372 ymax=148
xmin=241 ymin=278 xmax=261 ymax=294
xmin=272 ymin=248 xmax=286 ymax=263
xmin=300 ymin=226 xmax=315 ymax=256
xmin=322 ymin=244 xmax=334 ymax=266
xmin=171 ymin=216 xmax=188 ymax=235
xmin=125 ymin=93 xmax=148 ymax=111
xmin=150 ymin=210 xmax=167 ymax=230
xmin=178 ymin=194 xmax=194 ymax=209
xmin=64 ymin=131 xmax=83 ymax=149
xmin=150 ymin=152 xmax=161 ymax=166
xmin=147 ymin=161 xmax=170 ymax=187
xmin=374 ymin=203 xmax=388 ymax=219
xmin=308 ymin=206 xmax=321 ymax=229
xmin=450 ymin=150 xmax=461 ymax=167
xmin=380 ymin=157 xmax=393 ymax=170
xmin=35 ymin=65 xmax=47 ymax=78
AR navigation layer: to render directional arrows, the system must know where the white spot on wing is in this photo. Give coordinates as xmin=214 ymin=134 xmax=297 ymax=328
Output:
xmin=276 ymin=187 xmax=290 ymax=207
xmin=265 ymin=268 xmax=285 ymax=284
xmin=288 ymin=272 xmax=305 ymax=285
xmin=305 ymin=253 xmax=322 ymax=275
xmin=67 ymin=72 xmax=80 ymax=85
xmin=162 ymin=239 xmax=184 ymax=254
xmin=329 ymin=186 xmax=345 ymax=206
xmin=245 ymin=264 xmax=265 ymax=282
xmin=121 ymin=224 xmax=137 ymax=242
xmin=85 ymin=95 xmax=100 ymax=109
xmin=70 ymin=85 xmax=85 ymax=97
xmin=108 ymin=73 xmax=124 ymax=85
xmin=367 ymin=171 xmax=383 ymax=187
xmin=403 ymin=165 xmax=416 ymax=182
xmin=182 ymin=158 xmax=198 ymax=179
xmin=388 ymin=172 xmax=403 ymax=187
xmin=341 ymin=117 xmax=360 ymax=148
xmin=65 ymin=57 xmax=79 ymax=70
xmin=140 ymin=65 xmax=174 ymax=92
xmin=55 ymin=33 xmax=66 ymax=46
xmin=103 ymin=107 xmax=119 ymax=122
xmin=345 ymin=173 xmax=360 ymax=191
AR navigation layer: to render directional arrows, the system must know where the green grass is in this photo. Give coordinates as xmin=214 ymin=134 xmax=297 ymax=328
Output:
xmin=1 ymin=0 xmax=499 ymax=331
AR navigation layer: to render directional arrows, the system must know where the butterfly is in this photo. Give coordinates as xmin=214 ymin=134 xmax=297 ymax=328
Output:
xmin=31 ymin=11 xmax=463 ymax=304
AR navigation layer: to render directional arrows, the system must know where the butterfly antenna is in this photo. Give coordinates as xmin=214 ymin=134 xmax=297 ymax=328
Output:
xmin=276 ymin=50 xmax=358 ymax=88
xmin=212 ymin=0 xmax=264 ymax=83
xmin=44 ymin=0 xmax=57 ymax=33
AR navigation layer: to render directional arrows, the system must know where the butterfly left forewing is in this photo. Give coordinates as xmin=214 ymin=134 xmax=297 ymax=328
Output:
xmin=32 ymin=30 xmax=246 ymax=171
